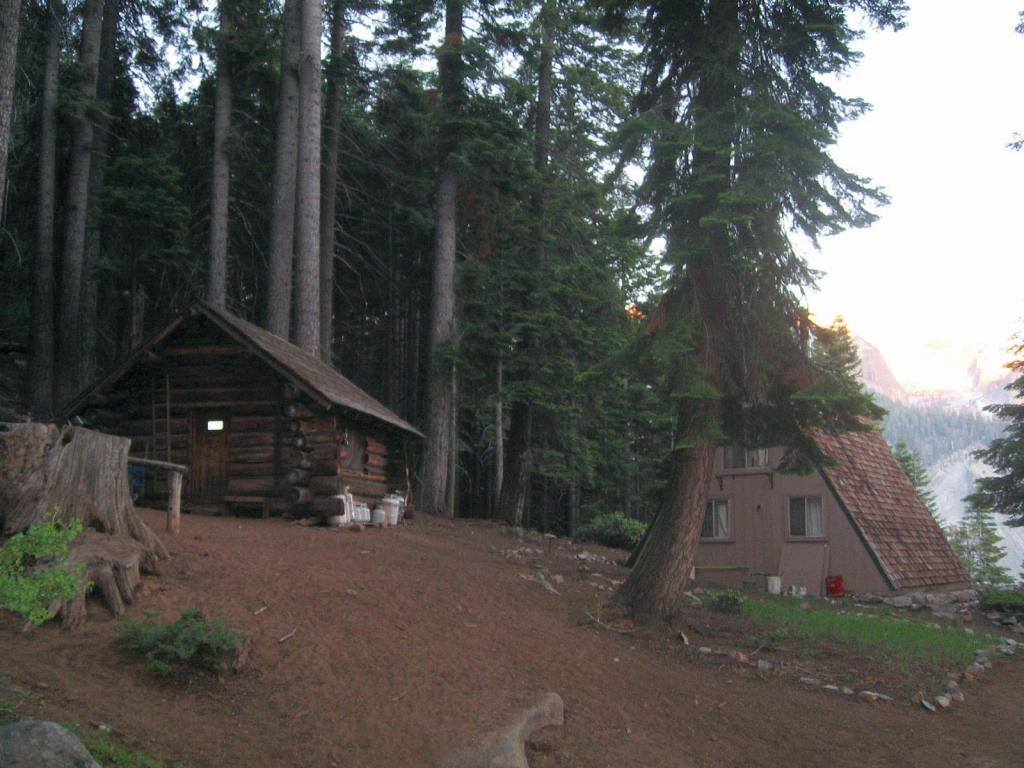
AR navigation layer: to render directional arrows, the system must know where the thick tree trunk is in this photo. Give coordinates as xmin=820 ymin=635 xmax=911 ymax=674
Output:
xmin=418 ymin=0 xmax=463 ymax=517
xmin=28 ymin=1 xmax=62 ymax=418
xmin=56 ymin=0 xmax=104 ymax=408
xmin=0 ymin=423 xmax=169 ymax=628
xmin=614 ymin=439 xmax=715 ymax=623
xmin=265 ymin=0 xmax=300 ymax=337
xmin=206 ymin=1 xmax=232 ymax=307
xmin=0 ymin=0 xmax=20 ymax=223
xmin=79 ymin=0 xmax=121 ymax=389
xmin=291 ymin=0 xmax=322 ymax=355
xmin=497 ymin=1 xmax=553 ymax=525
xmin=319 ymin=0 xmax=345 ymax=361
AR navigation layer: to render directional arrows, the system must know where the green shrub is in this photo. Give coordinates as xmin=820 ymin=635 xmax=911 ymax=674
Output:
xmin=577 ymin=512 xmax=647 ymax=550
xmin=979 ymin=588 xmax=1024 ymax=618
xmin=118 ymin=609 xmax=247 ymax=677
xmin=705 ymin=589 xmax=745 ymax=614
xmin=0 ymin=512 xmax=85 ymax=624
xmin=67 ymin=722 xmax=192 ymax=768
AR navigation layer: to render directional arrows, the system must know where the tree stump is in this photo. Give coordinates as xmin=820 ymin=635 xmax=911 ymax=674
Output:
xmin=0 ymin=423 xmax=169 ymax=627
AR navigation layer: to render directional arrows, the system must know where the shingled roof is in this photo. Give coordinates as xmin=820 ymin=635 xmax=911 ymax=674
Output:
xmin=67 ymin=302 xmax=423 ymax=438
xmin=813 ymin=428 xmax=969 ymax=591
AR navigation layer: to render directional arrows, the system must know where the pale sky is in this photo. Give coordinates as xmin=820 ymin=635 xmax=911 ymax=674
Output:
xmin=804 ymin=0 xmax=1024 ymax=393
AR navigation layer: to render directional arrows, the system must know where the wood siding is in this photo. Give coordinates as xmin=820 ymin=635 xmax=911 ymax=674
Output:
xmin=693 ymin=447 xmax=890 ymax=595
xmin=76 ymin=317 xmax=408 ymax=514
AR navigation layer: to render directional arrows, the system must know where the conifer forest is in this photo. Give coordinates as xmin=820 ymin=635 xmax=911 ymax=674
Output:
xmin=1 ymin=0 xmax=931 ymax=618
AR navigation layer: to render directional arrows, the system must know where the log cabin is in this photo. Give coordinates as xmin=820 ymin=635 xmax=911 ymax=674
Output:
xmin=65 ymin=302 xmax=423 ymax=518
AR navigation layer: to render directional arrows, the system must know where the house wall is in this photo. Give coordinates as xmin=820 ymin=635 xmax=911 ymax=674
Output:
xmin=694 ymin=447 xmax=891 ymax=595
xmin=76 ymin=318 xmax=406 ymax=515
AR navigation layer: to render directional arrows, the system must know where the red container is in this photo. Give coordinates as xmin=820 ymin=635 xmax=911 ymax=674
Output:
xmin=825 ymin=575 xmax=845 ymax=597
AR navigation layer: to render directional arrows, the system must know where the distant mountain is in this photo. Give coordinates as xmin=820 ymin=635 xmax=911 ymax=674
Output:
xmin=855 ymin=338 xmax=1020 ymax=577
xmin=855 ymin=337 xmax=909 ymax=402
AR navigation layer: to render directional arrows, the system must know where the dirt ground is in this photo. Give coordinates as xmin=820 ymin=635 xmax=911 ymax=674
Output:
xmin=2 ymin=510 xmax=1022 ymax=768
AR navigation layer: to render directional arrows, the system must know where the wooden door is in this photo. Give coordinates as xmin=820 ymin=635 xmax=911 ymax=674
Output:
xmin=189 ymin=411 xmax=230 ymax=504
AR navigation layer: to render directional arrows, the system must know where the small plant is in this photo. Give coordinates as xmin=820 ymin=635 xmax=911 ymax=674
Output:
xmin=0 ymin=511 xmax=85 ymax=624
xmin=747 ymin=626 xmax=790 ymax=651
xmin=979 ymin=588 xmax=1024 ymax=618
xmin=577 ymin=512 xmax=647 ymax=550
xmin=118 ymin=608 xmax=247 ymax=677
xmin=705 ymin=589 xmax=745 ymax=614
xmin=67 ymin=722 xmax=192 ymax=768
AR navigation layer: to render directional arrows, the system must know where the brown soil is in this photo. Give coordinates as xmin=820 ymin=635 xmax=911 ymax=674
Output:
xmin=2 ymin=510 xmax=1022 ymax=768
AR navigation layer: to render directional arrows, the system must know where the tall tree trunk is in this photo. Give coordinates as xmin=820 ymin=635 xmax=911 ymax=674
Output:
xmin=0 ymin=0 xmax=20 ymax=224
xmin=319 ymin=0 xmax=345 ymax=361
xmin=206 ymin=0 xmax=232 ymax=307
xmin=56 ymin=0 xmax=104 ymax=408
xmin=614 ymin=438 xmax=716 ymax=622
xmin=497 ymin=0 xmax=554 ymax=525
xmin=79 ymin=0 xmax=121 ymax=389
xmin=291 ymin=0 xmax=322 ymax=355
xmin=615 ymin=0 xmax=738 ymax=623
xmin=28 ymin=0 xmax=61 ymax=418
xmin=265 ymin=0 xmax=299 ymax=337
xmin=493 ymin=355 xmax=504 ymax=515
xmin=417 ymin=0 xmax=463 ymax=517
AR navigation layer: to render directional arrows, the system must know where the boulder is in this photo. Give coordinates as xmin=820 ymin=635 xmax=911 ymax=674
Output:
xmin=0 ymin=721 xmax=101 ymax=768
xmin=440 ymin=692 xmax=564 ymax=768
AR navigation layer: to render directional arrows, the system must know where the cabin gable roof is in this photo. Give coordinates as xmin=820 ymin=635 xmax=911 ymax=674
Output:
xmin=812 ymin=428 xmax=969 ymax=590
xmin=66 ymin=302 xmax=424 ymax=439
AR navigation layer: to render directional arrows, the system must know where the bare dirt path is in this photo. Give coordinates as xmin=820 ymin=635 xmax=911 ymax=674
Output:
xmin=2 ymin=510 xmax=1021 ymax=767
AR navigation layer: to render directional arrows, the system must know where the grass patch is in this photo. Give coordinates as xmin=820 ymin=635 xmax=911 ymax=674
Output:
xmin=741 ymin=595 xmax=994 ymax=669
xmin=66 ymin=723 xmax=190 ymax=768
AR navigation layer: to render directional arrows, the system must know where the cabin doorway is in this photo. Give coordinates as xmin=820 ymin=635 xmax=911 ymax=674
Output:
xmin=189 ymin=410 xmax=230 ymax=505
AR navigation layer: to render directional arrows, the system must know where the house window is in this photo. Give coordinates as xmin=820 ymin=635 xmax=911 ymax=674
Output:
xmin=723 ymin=446 xmax=770 ymax=469
xmin=701 ymin=499 xmax=731 ymax=540
xmin=206 ymin=420 xmax=225 ymax=432
xmin=789 ymin=496 xmax=824 ymax=538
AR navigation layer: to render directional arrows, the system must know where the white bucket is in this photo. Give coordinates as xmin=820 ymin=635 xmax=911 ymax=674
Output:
xmin=382 ymin=494 xmax=402 ymax=527
xmin=371 ymin=506 xmax=386 ymax=526
xmin=767 ymin=576 xmax=782 ymax=595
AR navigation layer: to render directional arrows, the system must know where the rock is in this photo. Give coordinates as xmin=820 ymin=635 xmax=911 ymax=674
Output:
xmin=823 ymin=684 xmax=840 ymax=692
xmin=0 ymin=721 xmax=101 ymax=767
xmin=1001 ymin=616 xmax=1018 ymax=626
xmin=799 ymin=677 xmax=821 ymax=686
xmin=756 ymin=660 xmax=773 ymax=672
xmin=698 ymin=647 xmax=714 ymax=655
xmin=887 ymin=596 xmax=913 ymax=608
xmin=841 ymin=687 xmax=854 ymax=696
xmin=909 ymin=592 xmax=927 ymax=606
xmin=929 ymin=604 xmax=959 ymax=620
xmin=935 ymin=695 xmax=951 ymax=709
xmin=924 ymin=592 xmax=954 ymax=606
xmin=945 ymin=680 xmax=960 ymax=694
xmin=998 ymin=645 xmax=1015 ymax=656
xmin=985 ymin=612 xmax=1003 ymax=621
xmin=855 ymin=594 xmax=883 ymax=604
xmin=858 ymin=691 xmax=893 ymax=703
xmin=952 ymin=690 xmax=965 ymax=703
xmin=727 ymin=651 xmax=749 ymax=663
xmin=440 ymin=692 xmax=564 ymax=768
xmin=920 ymin=699 xmax=937 ymax=713
xmin=966 ymin=663 xmax=984 ymax=676
xmin=952 ymin=589 xmax=979 ymax=603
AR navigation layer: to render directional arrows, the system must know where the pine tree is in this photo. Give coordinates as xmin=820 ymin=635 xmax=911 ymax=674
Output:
xmin=970 ymin=336 xmax=1024 ymax=526
xmin=947 ymin=500 xmax=1012 ymax=587
xmin=0 ymin=0 xmax=20 ymax=224
xmin=605 ymin=0 xmax=901 ymax=622
xmin=893 ymin=440 xmax=940 ymax=522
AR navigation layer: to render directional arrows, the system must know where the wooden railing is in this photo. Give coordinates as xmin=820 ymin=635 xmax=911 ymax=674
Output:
xmin=128 ymin=457 xmax=189 ymax=535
